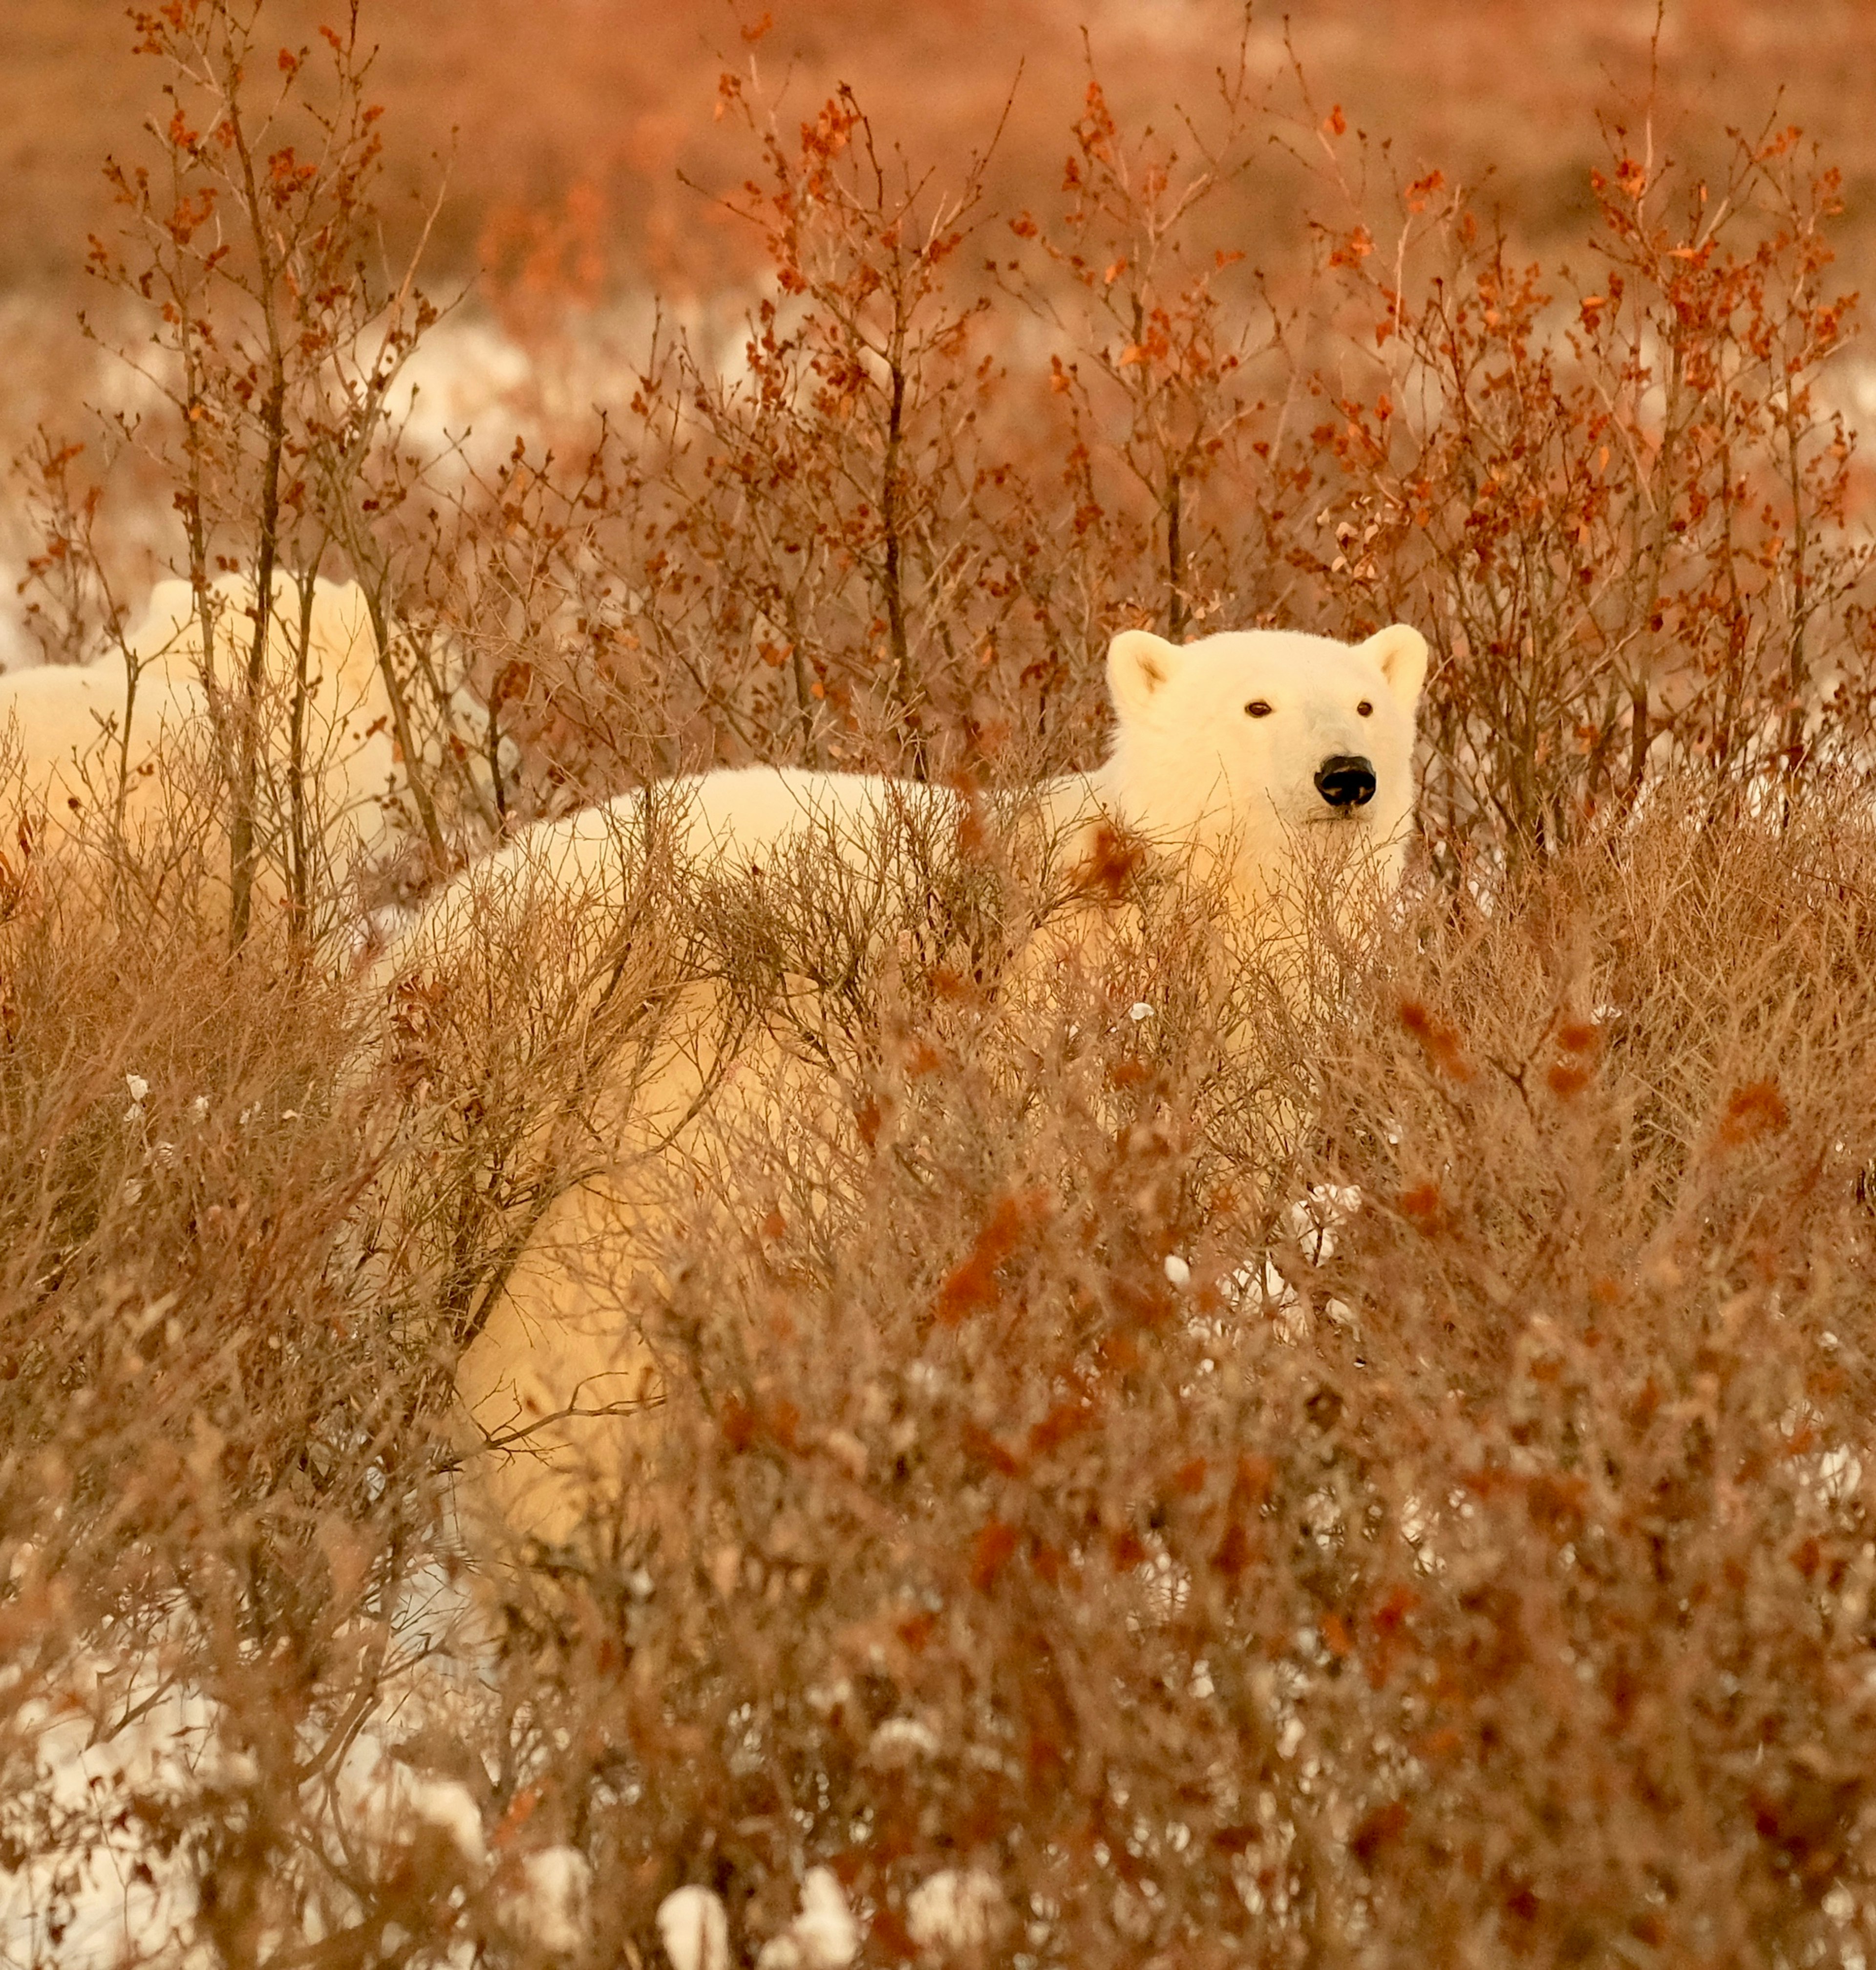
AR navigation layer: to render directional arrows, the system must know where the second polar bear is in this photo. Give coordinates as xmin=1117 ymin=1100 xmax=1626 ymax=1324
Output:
xmin=0 ymin=572 xmax=494 ymax=915
xmin=385 ymin=620 xmax=1428 ymax=1553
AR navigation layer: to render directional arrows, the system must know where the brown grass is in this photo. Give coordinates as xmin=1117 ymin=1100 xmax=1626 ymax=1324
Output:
xmin=7 ymin=4 xmax=1876 ymax=1966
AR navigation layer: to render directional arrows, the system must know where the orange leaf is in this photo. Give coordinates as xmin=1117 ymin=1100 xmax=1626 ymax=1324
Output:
xmin=971 ymin=1520 xmax=1019 ymax=1590
xmin=1716 ymin=1079 xmax=1789 ymax=1148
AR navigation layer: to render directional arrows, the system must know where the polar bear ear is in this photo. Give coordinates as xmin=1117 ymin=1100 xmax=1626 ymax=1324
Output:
xmin=1107 ymin=629 xmax=1184 ymax=720
xmin=1363 ymin=623 xmax=1429 ymax=717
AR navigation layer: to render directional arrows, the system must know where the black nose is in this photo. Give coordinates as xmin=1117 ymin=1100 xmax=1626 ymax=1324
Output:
xmin=1315 ymin=755 xmax=1377 ymax=810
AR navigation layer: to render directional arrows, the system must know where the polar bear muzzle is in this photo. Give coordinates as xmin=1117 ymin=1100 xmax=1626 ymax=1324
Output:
xmin=1313 ymin=754 xmax=1378 ymax=810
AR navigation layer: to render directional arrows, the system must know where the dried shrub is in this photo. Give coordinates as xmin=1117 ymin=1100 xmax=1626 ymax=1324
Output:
xmin=1281 ymin=107 xmax=1876 ymax=865
xmin=8 ymin=7 xmax=1876 ymax=1969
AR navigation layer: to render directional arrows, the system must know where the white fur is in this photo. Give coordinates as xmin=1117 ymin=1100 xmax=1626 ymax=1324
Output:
xmin=0 ymin=573 xmax=495 ymax=905
xmin=434 ymin=763 xmax=957 ymax=905
xmin=390 ymin=621 xmax=1428 ymax=1554
xmin=1058 ymin=620 xmax=1427 ymax=907
xmin=418 ymin=618 xmax=1425 ymax=935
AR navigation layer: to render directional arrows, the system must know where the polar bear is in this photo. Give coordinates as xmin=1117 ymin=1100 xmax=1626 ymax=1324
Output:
xmin=382 ymin=620 xmax=1428 ymax=1557
xmin=0 ymin=571 xmax=496 ymax=921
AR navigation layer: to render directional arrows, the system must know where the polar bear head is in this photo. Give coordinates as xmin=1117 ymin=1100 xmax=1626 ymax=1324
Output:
xmin=1098 ymin=621 xmax=1428 ymax=901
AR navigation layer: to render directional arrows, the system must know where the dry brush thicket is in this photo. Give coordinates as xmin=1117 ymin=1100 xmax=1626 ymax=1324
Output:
xmin=6 ymin=3 xmax=1876 ymax=1966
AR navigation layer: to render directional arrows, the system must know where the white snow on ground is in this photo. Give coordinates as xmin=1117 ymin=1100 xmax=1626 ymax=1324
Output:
xmin=1 ymin=1541 xmax=874 ymax=1970
xmin=1 ymin=1648 xmax=221 ymax=1969
xmin=384 ymin=315 xmax=535 ymax=469
xmin=657 ymin=1885 xmax=730 ymax=1970
xmin=1220 ymin=1182 xmax=1363 ymax=1338
xmin=905 ymin=1867 xmax=1002 ymax=1953
xmin=497 ymin=1846 xmax=594 ymax=1957
xmin=0 ymin=565 xmax=33 ymax=673
xmin=0 ymin=1561 xmax=502 ymax=1970
xmin=754 ymin=1866 xmax=858 ymax=1970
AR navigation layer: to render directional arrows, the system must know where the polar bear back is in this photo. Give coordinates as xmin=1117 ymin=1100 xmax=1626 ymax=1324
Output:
xmin=130 ymin=573 xmax=378 ymax=702
xmin=0 ymin=574 xmax=413 ymax=868
xmin=0 ymin=659 xmax=209 ymax=828
xmin=659 ymin=765 xmax=960 ymax=869
xmin=399 ymin=766 xmax=966 ymax=954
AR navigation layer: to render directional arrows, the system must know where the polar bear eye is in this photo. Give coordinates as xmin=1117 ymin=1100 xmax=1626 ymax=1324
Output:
xmin=1244 ymin=700 xmax=1273 ymax=719
xmin=1357 ymin=699 xmax=1374 ymax=717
